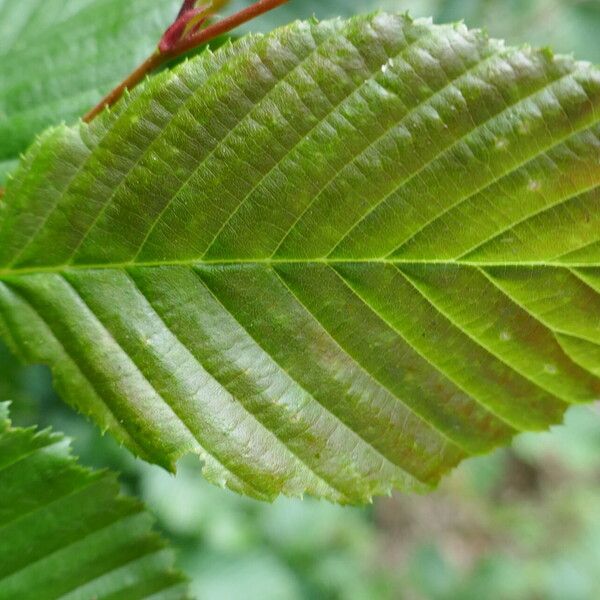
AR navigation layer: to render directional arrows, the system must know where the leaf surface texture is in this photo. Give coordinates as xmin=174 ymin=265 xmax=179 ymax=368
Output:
xmin=0 ymin=14 xmax=599 ymax=502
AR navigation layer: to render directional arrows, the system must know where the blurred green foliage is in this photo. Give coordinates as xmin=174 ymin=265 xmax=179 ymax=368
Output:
xmin=230 ymin=0 xmax=600 ymax=62
xmin=408 ymin=0 xmax=600 ymax=63
xmin=3 ymin=1 xmax=600 ymax=598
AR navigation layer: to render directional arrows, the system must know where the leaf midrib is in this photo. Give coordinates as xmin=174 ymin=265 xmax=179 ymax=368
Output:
xmin=0 ymin=257 xmax=596 ymax=279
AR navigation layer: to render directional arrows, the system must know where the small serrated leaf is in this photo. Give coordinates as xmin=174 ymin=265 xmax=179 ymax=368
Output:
xmin=0 ymin=403 xmax=189 ymax=599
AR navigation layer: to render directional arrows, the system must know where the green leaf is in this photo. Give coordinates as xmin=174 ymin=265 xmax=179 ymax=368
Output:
xmin=0 ymin=0 xmax=180 ymax=182
xmin=0 ymin=13 xmax=599 ymax=503
xmin=0 ymin=403 xmax=188 ymax=599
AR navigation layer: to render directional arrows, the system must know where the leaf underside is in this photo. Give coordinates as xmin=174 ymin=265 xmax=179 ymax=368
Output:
xmin=0 ymin=13 xmax=599 ymax=503
xmin=0 ymin=0 xmax=180 ymax=182
xmin=0 ymin=403 xmax=188 ymax=600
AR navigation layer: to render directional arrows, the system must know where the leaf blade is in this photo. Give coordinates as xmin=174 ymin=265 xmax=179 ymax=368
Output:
xmin=0 ymin=13 xmax=599 ymax=503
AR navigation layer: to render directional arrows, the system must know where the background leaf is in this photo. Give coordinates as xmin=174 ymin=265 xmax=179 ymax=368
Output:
xmin=0 ymin=0 xmax=180 ymax=183
xmin=0 ymin=402 xmax=188 ymax=599
xmin=0 ymin=13 xmax=599 ymax=503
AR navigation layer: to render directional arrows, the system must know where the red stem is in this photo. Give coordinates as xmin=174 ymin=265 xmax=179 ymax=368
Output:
xmin=83 ymin=0 xmax=290 ymax=122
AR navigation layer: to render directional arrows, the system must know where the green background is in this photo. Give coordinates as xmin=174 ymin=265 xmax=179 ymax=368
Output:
xmin=232 ymin=0 xmax=600 ymax=64
xmin=4 ymin=1 xmax=600 ymax=598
